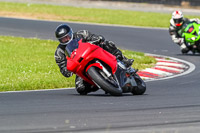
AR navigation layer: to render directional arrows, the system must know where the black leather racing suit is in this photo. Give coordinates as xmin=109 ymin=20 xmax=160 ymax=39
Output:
xmin=55 ymin=30 xmax=130 ymax=94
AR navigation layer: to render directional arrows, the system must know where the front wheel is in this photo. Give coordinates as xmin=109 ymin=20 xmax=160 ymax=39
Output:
xmin=87 ymin=66 xmax=122 ymax=96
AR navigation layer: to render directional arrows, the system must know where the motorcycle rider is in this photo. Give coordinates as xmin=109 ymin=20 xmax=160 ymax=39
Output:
xmin=54 ymin=24 xmax=134 ymax=95
xmin=169 ymin=10 xmax=200 ymax=53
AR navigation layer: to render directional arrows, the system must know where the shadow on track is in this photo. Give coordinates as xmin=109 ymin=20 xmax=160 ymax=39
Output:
xmin=73 ymin=93 xmax=148 ymax=97
xmin=176 ymin=53 xmax=200 ymax=56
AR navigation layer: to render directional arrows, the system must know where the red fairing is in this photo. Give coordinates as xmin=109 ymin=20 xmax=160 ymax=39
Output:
xmin=66 ymin=40 xmax=117 ymax=85
xmin=85 ymin=63 xmax=103 ymax=72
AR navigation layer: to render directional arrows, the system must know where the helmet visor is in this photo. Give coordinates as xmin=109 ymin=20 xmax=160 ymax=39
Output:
xmin=173 ymin=18 xmax=183 ymax=26
xmin=59 ymin=31 xmax=73 ymax=45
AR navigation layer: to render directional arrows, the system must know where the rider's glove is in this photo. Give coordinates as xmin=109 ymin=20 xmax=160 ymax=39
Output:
xmin=191 ymin=37 xmax=197 ymax=41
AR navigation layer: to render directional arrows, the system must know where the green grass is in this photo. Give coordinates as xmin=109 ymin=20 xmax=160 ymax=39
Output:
xmin=0 ymin=36 xmax=156 ymax=91
xmin=121 ymin=50 xmax=156 ymax=70
xmin=0 ymin=1 xmax=199 ymax=28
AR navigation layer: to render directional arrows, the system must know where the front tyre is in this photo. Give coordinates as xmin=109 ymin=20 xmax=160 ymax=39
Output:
xmin=87 ymin=66 xmax=122 ymax=96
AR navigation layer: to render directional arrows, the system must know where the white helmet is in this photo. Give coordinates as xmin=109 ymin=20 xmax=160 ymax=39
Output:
xmin=172 ymin=10 xmax=184 ymax=27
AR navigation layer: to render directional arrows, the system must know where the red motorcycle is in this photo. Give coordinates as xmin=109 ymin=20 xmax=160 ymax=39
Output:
xmin=65 ymin=39 xmax=146 ymax=96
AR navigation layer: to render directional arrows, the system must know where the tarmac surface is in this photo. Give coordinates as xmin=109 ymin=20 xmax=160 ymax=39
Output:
xmin=0 ymin=1 xmax=200 ymax=133
xmin=0 ymin=17 xmax=200 ymax=133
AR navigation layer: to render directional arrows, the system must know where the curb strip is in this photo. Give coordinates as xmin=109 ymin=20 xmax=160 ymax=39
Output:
xmin=137 ymin=54 xmax=195 ymax=81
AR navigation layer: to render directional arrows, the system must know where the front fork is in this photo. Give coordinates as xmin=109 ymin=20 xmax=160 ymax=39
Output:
xmin=96 ymin=61 xmax=111 ymax=78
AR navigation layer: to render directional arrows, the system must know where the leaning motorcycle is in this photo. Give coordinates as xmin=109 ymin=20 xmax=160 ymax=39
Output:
xmin=181 ymin=22 xmax=200 ymax=54
xmin=65 ymin=39 xmax=146 ymax=96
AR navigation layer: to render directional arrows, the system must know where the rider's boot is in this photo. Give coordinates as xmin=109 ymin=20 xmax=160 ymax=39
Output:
xmin=192 ymin=45 xmax=197 ymax=54
xmin=113 ymin=49 xmax=134 ymax=68
xmin=181 ymin=48 xmax=189 ymax=54
xmin=121 ymin=55 xmax=134 ymax=68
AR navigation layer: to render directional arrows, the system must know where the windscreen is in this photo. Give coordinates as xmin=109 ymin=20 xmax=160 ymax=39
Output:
xmin=65 ymin=39 xmax=80 ymax=57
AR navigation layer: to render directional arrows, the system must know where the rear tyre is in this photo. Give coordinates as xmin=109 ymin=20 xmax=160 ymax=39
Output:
xmin=87 ymin=66 xmax=122 ymax=96
xmin=131 ymin=73 xmax=146 ymax=95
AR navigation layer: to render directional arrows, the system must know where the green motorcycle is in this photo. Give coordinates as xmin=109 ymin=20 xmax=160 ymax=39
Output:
xmin=181 ymin=22 xmax=200 ymax=54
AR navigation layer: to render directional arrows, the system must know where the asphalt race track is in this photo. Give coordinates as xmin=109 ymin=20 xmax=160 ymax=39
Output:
xmin=0 ymin=17 xmax=200 ymax=133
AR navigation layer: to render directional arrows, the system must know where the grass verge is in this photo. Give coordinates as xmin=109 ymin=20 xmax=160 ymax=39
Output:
xmin=0 ymin=36 xmax=156 ymax=91
xmin=0 ymin=2 xmax=199 ymax=28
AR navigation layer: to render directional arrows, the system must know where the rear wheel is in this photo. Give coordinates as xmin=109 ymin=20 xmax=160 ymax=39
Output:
xmin=131 ymin=73 xmax=146 ymax=95
xmin=87 ymin=66 xmax=122 ymax=96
